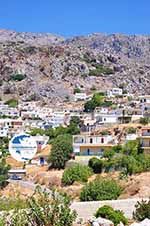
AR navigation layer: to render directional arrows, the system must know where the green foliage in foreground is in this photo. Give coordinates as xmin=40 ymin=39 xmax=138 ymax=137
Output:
xmin=133 ymin=199 xmax=150 ymax=221
xmin=62 ymin=164 xmax=92 ymax=185
xmin=95 ymin=205 xmax=128 ymax=226
xmin=80 ymin=178 xmax=122 ymax=201
xmin=0 ymin=186 xmax=76 ymax=226
xmin=48 ymin=134 xmax=73 ymax=169
xmin=0 ymin=197 xmax=28 ymax=211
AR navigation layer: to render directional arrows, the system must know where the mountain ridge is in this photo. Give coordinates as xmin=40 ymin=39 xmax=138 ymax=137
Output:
xmin=0 ymin=29 xmax=150 ymax=104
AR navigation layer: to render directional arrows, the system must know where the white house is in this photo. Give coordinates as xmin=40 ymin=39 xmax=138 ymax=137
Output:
xmin=107 ymin=88 xmax=123 ymax=97
xmin=74 ymin=93 xmax=87 ymax=101
xmin=139 ymin=95 xmax=150 ymax=104
xmin=73 ymin=134 xmax=114 ymax=156
xmin=0 ymin=118 xmax=23 ymax=137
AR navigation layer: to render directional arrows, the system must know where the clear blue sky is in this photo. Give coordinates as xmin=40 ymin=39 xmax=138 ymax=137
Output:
xmin=0 ymin=0 xmax=149 ymax=37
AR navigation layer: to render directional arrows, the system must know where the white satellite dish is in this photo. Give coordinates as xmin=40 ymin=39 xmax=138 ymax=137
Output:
xmin=9 ymin=133 xmax=37 ymax=162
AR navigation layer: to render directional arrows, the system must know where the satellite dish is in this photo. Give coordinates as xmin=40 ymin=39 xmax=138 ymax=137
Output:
xmin=9 ymin=133 xmax=37 ymax=162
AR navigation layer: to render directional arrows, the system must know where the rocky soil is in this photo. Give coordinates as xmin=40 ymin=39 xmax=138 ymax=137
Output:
xmin=1 ymin=30 xmax=150 ymax=103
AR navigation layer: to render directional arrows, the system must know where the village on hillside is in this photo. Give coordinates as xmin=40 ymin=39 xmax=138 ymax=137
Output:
xmin=0 ymin=87 xmax=150 ymax=225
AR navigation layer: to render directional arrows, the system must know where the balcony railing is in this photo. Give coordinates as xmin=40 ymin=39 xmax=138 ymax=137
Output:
xmin=141 ymin=132 xmax=150 ymax=136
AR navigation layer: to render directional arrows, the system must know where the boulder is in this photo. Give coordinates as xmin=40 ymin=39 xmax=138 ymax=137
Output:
xmin=139 ymin=218 xmax=150 ymax=226
xmin=89 ymin=217 xmax=114 ymax=226
xmin=117 ymin=222 xmax=124 ymax=226
xmin=130 ymin=218 xmax=150 ymax=226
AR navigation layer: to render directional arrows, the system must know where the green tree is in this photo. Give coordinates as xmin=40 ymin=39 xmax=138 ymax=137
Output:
xmin=103 ymin=149 xmax=115 ymax=160
xmin=67 ymin=123 xmax=80 ymax=135
xmin=30 ymin=128 xmax=45 ymax=136
xmin=122 ymin=140 xmax=141 ymax=156
xmin=70 ymin=116 xmax=81 ymax=126
xmin=0 ymin=158 xmax=10 ymax=188
xmin=84 ymin=99 xmax=96 ymax=112
xmin=48 ymin=134 xmax=73 ymax=169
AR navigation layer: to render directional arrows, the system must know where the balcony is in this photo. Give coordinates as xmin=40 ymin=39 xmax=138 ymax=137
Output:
xmin=141 ymin=131 xmax=150 ymax=136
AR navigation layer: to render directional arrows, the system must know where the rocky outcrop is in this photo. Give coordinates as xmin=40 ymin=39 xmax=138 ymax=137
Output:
xmin=1 ymin=30 xmax=150 ymax=103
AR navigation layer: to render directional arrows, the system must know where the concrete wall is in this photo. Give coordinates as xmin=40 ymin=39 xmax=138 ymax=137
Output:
xmin=71 ymin=198 xmax=149 ymax=222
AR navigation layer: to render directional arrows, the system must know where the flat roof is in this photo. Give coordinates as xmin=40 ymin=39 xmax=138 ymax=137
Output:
xmin=8 ymin=169 xmax=26 ymax=174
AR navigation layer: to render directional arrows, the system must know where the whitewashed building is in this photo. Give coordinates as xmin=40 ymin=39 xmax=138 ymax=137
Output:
xmin=73 ymin=134 xmax=114 ymax=156
xmin=107 ymin=88 xmax=123 ymax=97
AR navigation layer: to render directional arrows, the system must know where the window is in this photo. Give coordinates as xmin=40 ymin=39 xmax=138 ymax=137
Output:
xmin=90 ymin=138 xmax=93 ymax=143
xmin=101 ymin=138 xmax=104 ymax=143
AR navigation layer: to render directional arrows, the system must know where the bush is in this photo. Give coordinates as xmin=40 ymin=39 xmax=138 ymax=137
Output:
xmin=95 ymin=205 xmax=128 ymax=226
xmin=0 ymin=186 xmax=77 ymax=226
xmin=103 ymin=150 xmax=115 ymax=160
xmin=11 ymin=73 xmax=26 ymax=81
xmin=133 ymin=199 xmax=150 ymax=221
xmin=80 ymin=178 xmax=122 ymax=201
xmin=100 ymin=130 xmax=110 ymax=136
xmin=73 ymin=88 xmax=81 ymax=94
xmin=0 ymin=158 xmax=10 ymax=188
xmin=88 ymin=157 xmax=103 ymax=174
xmin=0 ymin=197 xmax=28 ymax=211
xmin=89 ymin=65 xmax=114 ymax=76
xmin=62 ymin=164 xmax=92 ymax=185
xmin=140 ymin=117 xmax=149 ymax=125
xmin=48 ymin=134 xmax=73 ymax=169
xmin=5 ymin=99 xmax=18 ymax=108
xmin=126 ymin=127 xmax=136 ymax=134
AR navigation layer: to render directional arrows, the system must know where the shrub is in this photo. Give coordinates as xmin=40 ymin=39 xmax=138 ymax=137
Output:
xmin=89 ymin=65 xmax=114 ymax=76
xmin=133 ymin=199 xmax=150 ymax=221
xmin=95 ymin=205 xmax=128 ymax=226
xmin=88 ymin=157 xmax=103 ymax=174
xmin=5 ymin=99 xmax=18 ymax=108
xmin=0 ymin=197 xmax=28 ymax=211
xmin=48 ymin=134 xmax=73 ymax=169
xmin=0 ymin=158 xmax=10 ymax=188
xmin=80 ymin=178 xmax=122 ymax=201
xmin=103 ymin=150 xmax=115 ymax=160
xmin=100 ymin=130 xmax=110 ymax=136
xmin=126 ymin=127 xmax=136 ymax=134
xmin=73 ymin=87 xmax=81 ymax=94
xmin=0 ymin=186 xmax=77 ymax=226
xmin=62 ymin=164 xmax=92 ymax=185
xmin=140 ymin=117 xmax=149 ymax=125
xmin=11 ymin=73 xmax=26 ymax=81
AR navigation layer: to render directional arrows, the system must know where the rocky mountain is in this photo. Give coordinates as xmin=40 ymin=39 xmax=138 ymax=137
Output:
xmin=0 ymin=30 xmax=150 ymax=104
